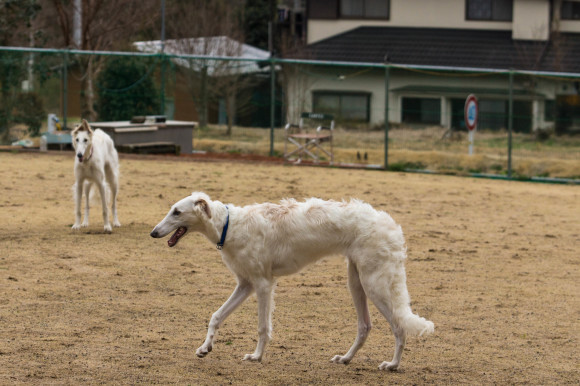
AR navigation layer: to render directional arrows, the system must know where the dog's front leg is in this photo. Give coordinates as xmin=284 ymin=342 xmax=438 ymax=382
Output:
xmin=243 ymin=280 xmax=275 ymax=362
xmin=196 ymin=280 xmax=254 ymax=358
xmin=96 ymin=178 xmax=111 ymax=232
xmin=72 ymin=182 xmax=83 ymax=230
xmin=81 ymin=182 xmax=91 ymax=227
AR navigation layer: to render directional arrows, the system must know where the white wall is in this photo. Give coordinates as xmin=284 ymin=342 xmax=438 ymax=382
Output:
xmin=559 ymin=20 xmax=580 ymax=33
xmin=285 ymin=67 xmax=560 ymax=129
xmin=513 ymin=0 xmax=550 ymax=40
xmin=308 ymin=0 xmax=513 ymax=44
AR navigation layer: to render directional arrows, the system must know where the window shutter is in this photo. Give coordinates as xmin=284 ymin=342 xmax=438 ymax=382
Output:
xmin=308 ymin=0 xmax=338 ymax=19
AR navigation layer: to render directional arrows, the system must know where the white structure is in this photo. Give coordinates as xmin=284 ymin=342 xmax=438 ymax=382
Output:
xmin=284 ymin=0 xmax=580 ymax=132
xmin=134 ymin=36 xmax=271 ymax=76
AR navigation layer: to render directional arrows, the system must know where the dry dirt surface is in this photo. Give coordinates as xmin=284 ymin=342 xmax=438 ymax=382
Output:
xmin=1 ymin=151 xmax=578 ymax=385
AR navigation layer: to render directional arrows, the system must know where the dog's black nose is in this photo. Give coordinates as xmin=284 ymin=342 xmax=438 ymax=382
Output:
xmin=77 ymin=153 xmax=82 ymax=159
xmin=150 ymin=230 xmax=158 ymax=238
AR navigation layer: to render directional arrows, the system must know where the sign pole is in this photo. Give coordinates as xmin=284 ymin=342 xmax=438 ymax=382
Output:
xmin=464 ymin=94 xmax=478 ymax=156
xmin=468 ymin=130 xmax=474 ymax=155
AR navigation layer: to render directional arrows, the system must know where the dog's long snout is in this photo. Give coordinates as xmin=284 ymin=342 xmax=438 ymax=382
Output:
xmin=77 ymin=152 xmax=83 ymax=159
xmin=150 ymin=229 xmax=159 ymax=238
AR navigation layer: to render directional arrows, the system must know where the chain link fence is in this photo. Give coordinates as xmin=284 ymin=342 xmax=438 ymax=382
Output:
xmin=1 ymin=46 xmax=578 ymax=182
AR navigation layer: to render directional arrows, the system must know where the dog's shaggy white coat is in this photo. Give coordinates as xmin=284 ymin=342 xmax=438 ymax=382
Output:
xmin=151 ymin=192 xmax=434 ymax=370
xmin=71 ymin=119 xmax=120 ymax=232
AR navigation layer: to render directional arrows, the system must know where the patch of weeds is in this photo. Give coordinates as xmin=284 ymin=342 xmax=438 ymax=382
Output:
xmin=271 ymin=150 xmax=284 ymax=158
xmin=388 ymin=161 xmax=426 ymax=172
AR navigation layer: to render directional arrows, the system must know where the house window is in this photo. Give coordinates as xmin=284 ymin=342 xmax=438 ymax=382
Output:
xmin=478 ymin=99 xmax=532 ymax=132
xmin=340 ymin=0 xmax=389 ymax=19
xmin=561 ymin=1 xmax=580 ymax=20
xmin=313 ymin=91 xmax=370 ymax=122
xmin=479 ymin=99 xmax=506 ymax=130
xmin=544 ymin=100 xmax=556 ymax=122
xmin=466 ymin=0 xmax=513 ymax=21
xmin=402 ymin=98 xmax=441 ymax=125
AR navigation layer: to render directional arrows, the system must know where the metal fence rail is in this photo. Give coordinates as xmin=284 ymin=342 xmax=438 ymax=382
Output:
xmin=1 ymin=46 xmax=578 ymax=182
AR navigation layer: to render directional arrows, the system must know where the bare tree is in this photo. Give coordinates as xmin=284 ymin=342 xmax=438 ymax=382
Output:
xmin=278 ymin=31 xmax=316 ymax=125
xmin=0 ymin=0 xmax=41 ymax=141
xmin=48 ymin=0 xmax=158 ymax=120
xmin=166 ymin=0 xmax=254 ymax=132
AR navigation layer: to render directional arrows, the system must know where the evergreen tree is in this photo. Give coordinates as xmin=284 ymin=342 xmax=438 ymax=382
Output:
xmin=244 ymin=0 xmax=272 ymax=51
xmin=96 ymin=57 xmax=160 ymax=121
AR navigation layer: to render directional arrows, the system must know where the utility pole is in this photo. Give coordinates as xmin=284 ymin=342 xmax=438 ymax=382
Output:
xmin=73 ymin=0 xmax=81 ymax=48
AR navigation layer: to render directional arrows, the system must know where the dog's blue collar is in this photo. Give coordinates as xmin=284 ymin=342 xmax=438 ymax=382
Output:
xmin=216 ymin=205 xmax=229 ymax=250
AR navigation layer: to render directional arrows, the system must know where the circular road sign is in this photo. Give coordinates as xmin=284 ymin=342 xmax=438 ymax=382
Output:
xmin=464 ymin=94 xmax=478 ymax=132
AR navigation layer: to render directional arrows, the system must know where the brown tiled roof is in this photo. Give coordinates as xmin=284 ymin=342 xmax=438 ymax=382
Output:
xmin=291 ymin=27 xmax=580 ymax=74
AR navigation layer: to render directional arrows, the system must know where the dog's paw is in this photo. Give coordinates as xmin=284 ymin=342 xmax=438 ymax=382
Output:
xmin=330 ymin=355 xmax=351 ymax=364
xmin=113 ymin=220 xmax=121 ymax=227
xmin=242 ymin=353 xmax=262 ymax=362
xmin=378 ymin=361 xmax=399 ymax=371
xmin=81 ymin=221 xmax=89 ymax=228
xmin=104 ymin=224 xmax=112 ymax=233
xmin=72 ymin=223 xmax=81 ymax=230
xmin=195 ymin=345 xmax=212 ymax=358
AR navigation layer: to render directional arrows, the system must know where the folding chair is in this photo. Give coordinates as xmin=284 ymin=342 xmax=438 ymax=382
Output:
xmin=284 ymin=112 xmax=334 ymax=164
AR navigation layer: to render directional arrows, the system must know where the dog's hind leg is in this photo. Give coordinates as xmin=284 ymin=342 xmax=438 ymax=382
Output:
xmin=81 ymin=181 xmax=92 ymax=227
xmin=243 ymin=279 xmax=275 ymax=362
xmin=359 ymin=260 xmax=410 ymax=371
xmin=105 ymin=164 xmax=120 ymax=227
xmin=196 ymin=279 xmax=254 ymax=358
xmin=72 ymin=182 xmax=84 ymax=230
xmin=331 ymin=260 xmax=371 ymax=365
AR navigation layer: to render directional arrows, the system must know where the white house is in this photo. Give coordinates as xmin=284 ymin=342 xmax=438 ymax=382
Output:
xmin=283 ymin=0 xmax=580 ymax=133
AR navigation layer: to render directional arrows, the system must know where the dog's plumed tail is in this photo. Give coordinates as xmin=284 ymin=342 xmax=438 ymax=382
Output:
xmin=401 ymin=312 xmax=435 ymax=337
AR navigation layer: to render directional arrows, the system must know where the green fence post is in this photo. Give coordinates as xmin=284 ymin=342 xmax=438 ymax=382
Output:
xmin=63 ymin=50 xmax=68 ymax=131
xmin=270 ymin=56 xmax=275 ymax=157
xmin=160 ymin=0 xmax=166 ymax=116
xmin=508 ymin=70 xmax=514 ymax=179
xmin=384 ymin=63 xmax=390 ymax=170
xmin=160 ymin=53 xmax=166 ymax=116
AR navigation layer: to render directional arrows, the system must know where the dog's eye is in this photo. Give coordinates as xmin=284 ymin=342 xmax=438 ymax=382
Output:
xmin=173 ymin=209 xmax=181 ymax=216
xmin=75 ymin=138 xmax=79 ymax=142
xmin=84 ymin=139 xmax=88 ymax=143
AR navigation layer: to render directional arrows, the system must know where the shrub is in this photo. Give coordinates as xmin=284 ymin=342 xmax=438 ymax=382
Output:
xmin=96 ymin=57 xmax=160 ymax=121
xmin=13 ymin=92 xmax=45 ymax=137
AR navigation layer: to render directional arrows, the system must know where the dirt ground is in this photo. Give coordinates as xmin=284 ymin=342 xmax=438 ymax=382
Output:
xmin=1 ymin=151 xmax=578 ymax=385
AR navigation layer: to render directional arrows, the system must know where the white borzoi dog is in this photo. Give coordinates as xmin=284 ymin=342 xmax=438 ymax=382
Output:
xmin=71 ymin=119 xmax=120 ymax=232
xmin=150 ymin=192 xmax=434 ymax=370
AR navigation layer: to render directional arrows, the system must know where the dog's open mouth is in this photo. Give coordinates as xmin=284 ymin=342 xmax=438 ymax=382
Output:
xmin=168 ymin=226 xmax=187 ymax=247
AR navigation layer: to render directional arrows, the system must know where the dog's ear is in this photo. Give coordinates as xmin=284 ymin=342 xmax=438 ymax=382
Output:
xmin=81 ymin=119 xmax=93 ymax=134
xmin=72 ymin=123 xmax=81 ymax=135
xmin=194 ymin=199 xmax=212 ymax=219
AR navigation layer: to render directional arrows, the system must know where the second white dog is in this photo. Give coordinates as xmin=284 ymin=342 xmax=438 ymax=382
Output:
xmin=71 ymin=119 xmax=120 ymax=232
xmin=150 ymin=192 xmax=434 ymax=371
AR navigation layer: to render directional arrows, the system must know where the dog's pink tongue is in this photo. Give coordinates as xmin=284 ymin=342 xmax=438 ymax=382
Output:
xmin=168 ymin=227 xmax=186 ymax=247
xmin=168 ymin=232 xmax=178 ymax=247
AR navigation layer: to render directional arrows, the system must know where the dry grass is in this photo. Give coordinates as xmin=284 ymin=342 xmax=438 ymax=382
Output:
xmin=195 ymin=125 xmax=580 ymax=179
xmin=1 ymin=151 xmax=578 ymax=384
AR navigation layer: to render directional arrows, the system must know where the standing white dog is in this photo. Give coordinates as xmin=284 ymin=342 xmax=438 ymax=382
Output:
xmin=150 ymin=192 xmax=434 ymax=371
xmin=71 ymin=119 xmax=120 ymax=232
